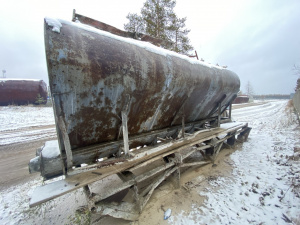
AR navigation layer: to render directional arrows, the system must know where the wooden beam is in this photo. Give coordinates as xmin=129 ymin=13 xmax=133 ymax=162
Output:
xmin=57 ymin=116 xmax=73 ymax=169
xmin=121 ymin=111 xmax=129 ymax=156
xmin=217 ymin=102 xmax=222 ymax=127
xmin=182 ymin=115 xmax=185 ymax=138
xmin=180 ymin=161 xmax=210 ymax=168
xmin=139 ymin=167 xmax=178 ymax=211
xmin=229 ymin=103 xmax=232 ymax=120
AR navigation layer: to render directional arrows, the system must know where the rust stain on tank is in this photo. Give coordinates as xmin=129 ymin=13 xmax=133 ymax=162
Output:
xmin=44 ymin=18 xmax=240 ymax=153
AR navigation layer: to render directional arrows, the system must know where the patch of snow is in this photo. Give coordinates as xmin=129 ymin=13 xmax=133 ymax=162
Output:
xmin=170 ymin=100 xmax=300 ymax=224
xmin=164 ymin=208 xmax=172 ymax=220
xmin=0 ymin=106 xmax=55 ymax=145
xmin=220 ymin=121 xmax=243 ymax=129
xmin=45 ymin=17 xmax=62 ymax=33
xmin=41 ymin=140 xmax=60 ymax=159
xmin=0 ymin=175 xmax=86 ymax=225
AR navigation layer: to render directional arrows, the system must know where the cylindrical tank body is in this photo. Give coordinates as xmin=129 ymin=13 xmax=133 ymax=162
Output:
xmin=44 ymin=18 xmax=240 ymax=152
xmin=0 ymin=79 xmax=48 ymax=106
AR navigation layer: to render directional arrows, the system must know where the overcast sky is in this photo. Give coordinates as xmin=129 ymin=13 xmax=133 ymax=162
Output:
xmin=0 ymin=0 xmax=299 ymax=94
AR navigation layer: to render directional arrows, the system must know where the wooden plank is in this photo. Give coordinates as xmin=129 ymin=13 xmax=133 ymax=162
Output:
xmin=57 ymin=116 xmax=73 ymax=169
xmin=92 ymin=161 xmax=175 ymax=203
xmin=121 ymin=111 xmax=129 ymax=156
xmin=182 ymin=115 xmax=185 ymax=138
xmin=217 ymin=102 xmax=222 ymax=127
xmin=180 ymin=161 xmax=210 ymax=168
xmin=30 ymin=122 xmax=247 ymax=207
xmin=139 ymin=167 xmax=178 ymax=211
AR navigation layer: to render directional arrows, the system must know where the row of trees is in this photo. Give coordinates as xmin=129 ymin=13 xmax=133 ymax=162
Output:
xmin=124 ymin=0 xmax=193 ymax=55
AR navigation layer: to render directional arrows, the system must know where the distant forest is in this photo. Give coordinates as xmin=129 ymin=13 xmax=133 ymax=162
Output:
xmin=253 ymin=94 xmax=292 ymax=100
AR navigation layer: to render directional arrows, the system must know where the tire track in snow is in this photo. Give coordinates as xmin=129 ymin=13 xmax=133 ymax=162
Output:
xmin=0 ymin=127 xmax=57 ymax=146
xmin=0 ymin=106 xmax=56 ymax=146
xmin=232 ymin=101 xmax=287 ymax=122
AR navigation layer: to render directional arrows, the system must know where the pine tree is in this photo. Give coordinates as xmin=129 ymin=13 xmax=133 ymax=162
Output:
xmin=35 ymin=94 xmax=46 ymax=105
xmin=124 ymin=0 xmax=194 ymax=54
xmin=124 ymin=13 xmax=145 ymax=33
xmin=141 ymin=0 xmax=175 ymax=42
xmin=169 ymin=16 xmax=193 ymax=54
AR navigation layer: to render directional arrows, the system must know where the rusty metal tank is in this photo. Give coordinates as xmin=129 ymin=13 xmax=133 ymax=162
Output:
xmin=44 ymin=17 xmax=240 ymax=160
xmin=0 ymin=79 xmax=47 ymax=106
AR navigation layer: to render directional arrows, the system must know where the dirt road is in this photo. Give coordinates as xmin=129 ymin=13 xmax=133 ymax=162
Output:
xmin=0 ymin=137 xmax=56 ymax=191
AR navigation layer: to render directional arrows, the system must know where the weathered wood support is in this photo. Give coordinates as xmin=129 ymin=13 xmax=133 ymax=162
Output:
xmin=217 ymin=102 xmax=222 ymax=127
xmin=139 ymin=167 xmax=178 ymax=211
xmin=237 ymin=126 xmax=252 ymax=142
xmin=133 ymin=184 xmax=141 ymax=212
xmin=180 ymin=161 xmax=210 ymax=168
xmin=211 ymin=142 xmax=224 ymax=164
xmin=121 ymin=111 xmax=129 ymax=156
xmin=229 ymin=103 xmax=232 ymax=120
xmin=173 ymin=168 xmax=181 ymax=189
xmin=57 ymin=116 xmax=73 ymax=170
xmin=227 ymin=132 xmax=236 ymax=146
xmin=172 ymin=153 xmax=182 ymax=189
xmin=83 ymin=185 xmax=95 ymax=210
xmin=182 ymin=115 xmax=185 ymax=138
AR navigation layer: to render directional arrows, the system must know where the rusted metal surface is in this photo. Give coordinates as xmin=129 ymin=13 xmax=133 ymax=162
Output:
xmin=0 ymin=79 xmax=47 ymax=105
xmin=44 ymin=18 xmax=240 ymax=159
xmin=233 ymin=95 xmax=249 ymax=104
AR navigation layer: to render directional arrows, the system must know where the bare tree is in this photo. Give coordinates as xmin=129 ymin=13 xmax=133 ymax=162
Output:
xmin=244 ymin=81 xmax=254 ymax=97
xmin=293 ymin=64 xmax=300 ymax=75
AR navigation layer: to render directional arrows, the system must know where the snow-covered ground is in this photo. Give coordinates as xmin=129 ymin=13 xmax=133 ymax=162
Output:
xmin=170 ymin=100 xmax=300 ymax=224
xmin=0 ymin=100 xmax=299 ymax=224
xmin=0 ymin=106 xmax=55 ymax=145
